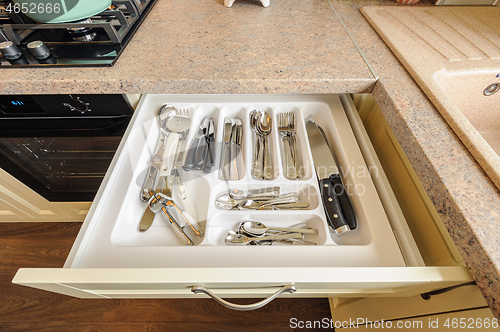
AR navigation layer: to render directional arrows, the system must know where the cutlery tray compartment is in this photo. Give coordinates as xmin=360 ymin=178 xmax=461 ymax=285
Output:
xmin=69 ymin=95 xmax=415 ymax=269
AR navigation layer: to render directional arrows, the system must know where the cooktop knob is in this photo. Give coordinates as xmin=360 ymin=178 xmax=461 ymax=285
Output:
xmin=0 ymin=41 xmax=22 ymax=59
xmin=64 ymin=96 xmax=91 ymax=114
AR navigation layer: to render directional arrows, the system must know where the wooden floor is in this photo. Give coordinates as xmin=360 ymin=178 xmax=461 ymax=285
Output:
xmin=0 ymin=223 xmax=333 ymax=332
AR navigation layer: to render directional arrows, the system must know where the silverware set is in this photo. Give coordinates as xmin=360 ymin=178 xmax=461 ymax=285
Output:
xmin=278 ymin=111 xmax=304 ymax=180
xmin=138 ymin=106 xmax=311 ymax=245
xmin=218 ymin=117 xmax=244 ymax=181
xmin=225 ymin=221 xmax=318 ymax=246
xmin=215 ymin=187 xmax=310 ymax=210
xmin=249 ymin=110 xmax=273 ymax=180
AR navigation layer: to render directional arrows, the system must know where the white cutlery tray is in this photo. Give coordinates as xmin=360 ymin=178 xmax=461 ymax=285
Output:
xmin=68 ymin=95 xmax=410 ymax=269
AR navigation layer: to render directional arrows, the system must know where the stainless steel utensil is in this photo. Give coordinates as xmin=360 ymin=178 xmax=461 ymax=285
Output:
xmin=249 ymin=110 xmax=260 ymax=177
xmin=183 ymin=116 xmax=209 ymax=171
xmin=139 ymin=105 xmax=176 ymax=203
xmin=218 ymin=116 xmax=243 ymax=181
xmin=256 ymin=111 xmax=273 ymax=180
xmin=254 ymin=202 xmax=310 ymax=210
xmin=278 ymin=111 xmax=304 ymax=180
xmin=288 ymin=112 xmax=304 ymax=178
xmin=233 ymin=118 xmax=244 ymax=180
xmin=139 ymin=108 xmax=191 ymax=233
xmin=278 ymin=112 xmax=295 ymax=180
xmin=203 ymin=118 xmax=216 ymax=173
xmin=147 ymin=190 xmax=203 ymax=246
xmin=215 ymin=189 xmax=307 ymax=210
xmin=242 ymin=221 xmax=318 ymax=235
xmin=138 ymin=105 xmax=177 ymax=232
xmin=225 ymin=232 xmax=303 ymax=246
xmin=219 ymin=117 xmax=233 ymax=181
xmin=236 ymin=221 xmax=317 ymax=245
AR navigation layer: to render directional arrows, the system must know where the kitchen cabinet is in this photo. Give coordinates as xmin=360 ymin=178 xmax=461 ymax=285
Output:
xmin=327 ymin=94 xmax=495 ymax=324
xmin=330 ymin=283 xmax=491 ymax=325
xmin=12 ymin=94 xmax=472 ymax=309
xmin=0 ymin=167 xmax=91 ymax=222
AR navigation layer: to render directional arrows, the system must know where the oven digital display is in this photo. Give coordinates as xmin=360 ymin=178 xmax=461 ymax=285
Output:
xmin=0 ymin=96 xmax=44 ymax=114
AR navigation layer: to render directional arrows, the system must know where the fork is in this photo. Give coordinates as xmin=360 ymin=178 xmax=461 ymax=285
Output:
xmin=278 ymin=112 xmax=297 ymax=180
xmin=287 ymin=112 xmax=304 ymax=178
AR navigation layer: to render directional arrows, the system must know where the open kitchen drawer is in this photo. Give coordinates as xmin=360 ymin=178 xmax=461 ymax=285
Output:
xmin=12 ymin=94 xmax=472 ymax=307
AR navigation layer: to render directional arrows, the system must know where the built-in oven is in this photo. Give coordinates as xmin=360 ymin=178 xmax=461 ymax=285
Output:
xmin=0 ymin=94 xmax=134 ymax=201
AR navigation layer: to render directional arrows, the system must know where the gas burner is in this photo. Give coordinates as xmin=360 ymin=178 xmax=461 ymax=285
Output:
xmin=67 ymin=18 xmax=97 ymax=42
xmin=0 ymin=0 xmax=156 ymax=67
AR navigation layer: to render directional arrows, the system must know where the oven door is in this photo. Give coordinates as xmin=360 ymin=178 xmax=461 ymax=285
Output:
xmin=0 ymin=94 xmax=135 ymax=222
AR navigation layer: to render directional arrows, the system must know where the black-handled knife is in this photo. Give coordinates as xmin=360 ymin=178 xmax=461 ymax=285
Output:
xmin=330 ymin=173 xmax=357 ymax=230
xmin=319 ymin=177 xmax=350 ymax=234
xmin=305 ymin=117 xmax=357 ymax=236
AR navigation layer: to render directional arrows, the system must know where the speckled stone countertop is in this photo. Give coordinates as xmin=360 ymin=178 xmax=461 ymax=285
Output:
xmin=2 ymin=0 xmax=500 ymax=319
xmin=0 ymin=0 xmax=376 ymax=94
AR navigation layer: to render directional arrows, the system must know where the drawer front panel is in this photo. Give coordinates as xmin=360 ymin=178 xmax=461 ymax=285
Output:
xmin=13 ymin=266 xmax=472 ymax=299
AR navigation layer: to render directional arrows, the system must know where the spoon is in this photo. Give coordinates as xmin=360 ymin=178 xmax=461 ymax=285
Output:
xmin=237 ymin=222 xmax=316 ymax=245
xmin=225 ymin=232 xmax=303 ymax=246
xmin=249 ymin=110 xmax=260 ymax=177
xmin=242 ymin=221 xmax=319 ymax=236
xmin=256 ymin=111 xmax=273 ymax=180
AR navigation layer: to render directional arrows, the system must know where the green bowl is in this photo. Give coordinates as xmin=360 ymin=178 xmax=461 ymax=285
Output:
xmin=12 ymin=0 xmax=112 ymax=23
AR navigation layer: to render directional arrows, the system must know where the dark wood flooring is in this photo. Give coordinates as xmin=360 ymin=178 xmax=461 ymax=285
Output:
xmin=0 ymin=223 xmax=332 ymax=332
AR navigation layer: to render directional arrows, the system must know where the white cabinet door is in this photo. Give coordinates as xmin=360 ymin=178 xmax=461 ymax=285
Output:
xmin=0 ymin=168 xmax=90 ymax=222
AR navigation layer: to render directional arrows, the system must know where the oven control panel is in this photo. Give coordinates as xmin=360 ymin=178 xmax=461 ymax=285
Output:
xmin=0 ymin=94 xmax=132 ymax=117
xmin=63 ymin=95 xmax=91 ymax=114
xmin=0 ymin=94 xmax=134 ymax=137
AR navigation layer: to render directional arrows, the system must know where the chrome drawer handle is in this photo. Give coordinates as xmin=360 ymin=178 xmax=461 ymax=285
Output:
xmin=191 ymin=285 xmax=296 ymax=311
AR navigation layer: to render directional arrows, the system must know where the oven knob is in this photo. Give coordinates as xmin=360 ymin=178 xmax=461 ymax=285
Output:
xmin=64 ymin=96 xmax=91 ymax=114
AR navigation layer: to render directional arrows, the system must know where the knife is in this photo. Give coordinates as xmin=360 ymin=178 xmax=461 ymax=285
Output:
xmin=232 ymin=118 xmax=244 ymax=181
xmin=183 ymin=116 xmax=209 ymax=171
xmin=305 ymin=116 xmax=357 ymax=236
xmin=218 ymin=117 xmax=233 ymax=181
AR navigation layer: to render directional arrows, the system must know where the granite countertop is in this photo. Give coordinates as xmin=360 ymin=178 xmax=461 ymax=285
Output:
xmin=0 ymin=0 xmax=376 ymax=94
xmin=1 ymin=0 xmax=500 ymax=318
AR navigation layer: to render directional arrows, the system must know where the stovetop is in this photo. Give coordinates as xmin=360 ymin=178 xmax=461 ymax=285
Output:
xmin=0 ymin=0 xmax=156 ymax=67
